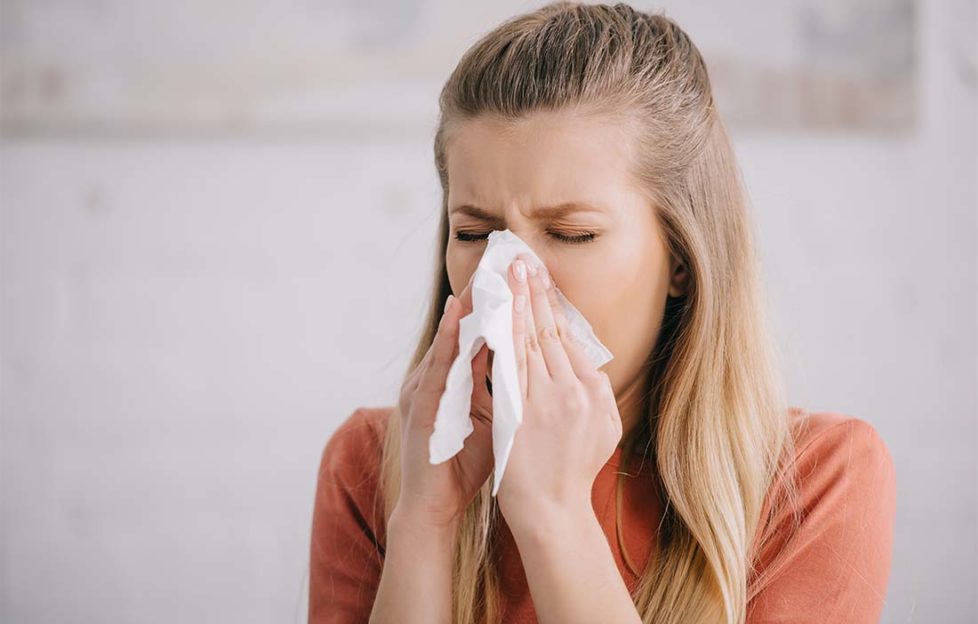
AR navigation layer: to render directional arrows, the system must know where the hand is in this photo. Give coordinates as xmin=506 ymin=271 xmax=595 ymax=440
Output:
xmin=393 ymin=272 xmax=495 ymax=529
xmin=495 ymin=254 xmax=622 ymax=532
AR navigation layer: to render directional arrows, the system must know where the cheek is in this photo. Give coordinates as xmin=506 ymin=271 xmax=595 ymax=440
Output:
xmin=554 ymin=260 xmax=665 ymax=374
xmin=549 ymin=255 xmax=633 ymax=336
xmin=445 ymin=245 xmax=480 ymax=294
xmin=569 ymin=287 xmax=630 ymax=349
xmin=551 ymin=274 xmax=621 ymax=352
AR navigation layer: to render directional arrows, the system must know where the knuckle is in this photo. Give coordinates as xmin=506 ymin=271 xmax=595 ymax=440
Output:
xmin=585 ymin=377 xmax=609 ymax=400
xmin=538 ymin=324 xmax=560 ymax=344
xmin=564 ymin=396 xmax=582 ymax=414
xmin=536 ymin=402 xmax=559 ymax=422
xmin=525 ymin=334 xmax=540 ymax=353
xmin=429 ymin=346 xmax=452 ymax=368
xmin=416 ymin=377 xmax=445 ymax=397
xmin=562 ymin=388 xmax=588 ymax=414
xmin=588 ymin=370 xmax=610 ymax=389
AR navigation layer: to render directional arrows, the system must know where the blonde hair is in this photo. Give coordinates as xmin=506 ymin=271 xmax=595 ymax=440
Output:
xmin=376 ymin=3 xmax=803 ymax=622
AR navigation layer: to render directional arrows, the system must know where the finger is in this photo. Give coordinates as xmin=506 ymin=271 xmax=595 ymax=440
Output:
xmin=542 ymin=283 xmax=602 ymax=384
xmin=405 ymin=331 xmax=437 ymax=397
xmin=404 ymin=288 xmax=465 ymax=410
xmin=470 ymin=342 xmax=492 ymax=418
xmin=403 ymin=296 xmax=456 ymax=427
xmin=510 ymin=256 xmax=549 ymax=396
xmin=509 ymin=260 xmax=529 ymax=398
xmin=417 ymin=294 xmax=463 ymax=395
xmin=412 ymin=288 xmax=459 ymax=379
xmin=522 ymin=255 xmax=576 ymax=383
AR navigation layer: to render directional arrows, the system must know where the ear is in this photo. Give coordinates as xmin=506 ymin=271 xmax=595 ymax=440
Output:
xmin=668 ymin=255 xmax=689 ymax=298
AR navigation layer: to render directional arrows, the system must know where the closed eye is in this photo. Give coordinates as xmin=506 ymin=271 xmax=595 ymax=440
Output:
xmin=454 ymin=230 xmax=597 ymax=245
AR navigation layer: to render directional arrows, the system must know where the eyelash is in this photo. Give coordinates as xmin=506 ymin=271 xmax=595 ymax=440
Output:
xmin=454 ymin=230 xmax=597 ymax=245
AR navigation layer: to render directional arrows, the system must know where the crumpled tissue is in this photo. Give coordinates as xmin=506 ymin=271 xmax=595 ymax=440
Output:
xmin=428 ymin=228 xmax=614 ymax=496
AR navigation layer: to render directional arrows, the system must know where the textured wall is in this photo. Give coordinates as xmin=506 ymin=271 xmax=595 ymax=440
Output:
xmin=1 ymin=1 xmax=975 ymax=622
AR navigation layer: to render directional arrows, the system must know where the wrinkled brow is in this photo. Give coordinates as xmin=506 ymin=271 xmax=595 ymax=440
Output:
xmin=449 ymin=202 xmax=606 ymax=223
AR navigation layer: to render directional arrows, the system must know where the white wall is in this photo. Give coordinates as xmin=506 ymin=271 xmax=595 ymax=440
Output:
xmin=1 ymin=1 xmax=975 ymax=622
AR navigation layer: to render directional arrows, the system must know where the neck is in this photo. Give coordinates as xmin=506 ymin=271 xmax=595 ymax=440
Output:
xmin=614 ymin=365 xmax=653 ymax=449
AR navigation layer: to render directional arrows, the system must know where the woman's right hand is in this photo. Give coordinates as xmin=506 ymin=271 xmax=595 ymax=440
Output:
xmin=392 ymin=272 xmax=495 ymax=529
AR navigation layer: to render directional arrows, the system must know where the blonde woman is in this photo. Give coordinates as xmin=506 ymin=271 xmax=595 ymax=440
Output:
xmin=309 ymin=3 xmax=896 ymax=623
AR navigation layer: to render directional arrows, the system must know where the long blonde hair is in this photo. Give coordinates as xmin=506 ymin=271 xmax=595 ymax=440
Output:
xmin=376 ymin=3 xmax=803 ymax=622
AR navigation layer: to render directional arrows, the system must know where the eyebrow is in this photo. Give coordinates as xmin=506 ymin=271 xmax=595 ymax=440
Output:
xmin=449 ymin=202 xmax=606 ymax=223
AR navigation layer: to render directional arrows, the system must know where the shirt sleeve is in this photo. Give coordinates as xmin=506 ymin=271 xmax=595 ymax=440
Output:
xmin=309 ymin=408 xmax=389 ymax=623
xmin=746 ymin=416 xmax=897 ymax=623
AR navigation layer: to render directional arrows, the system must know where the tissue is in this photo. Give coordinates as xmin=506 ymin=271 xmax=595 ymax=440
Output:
xmin=428 ymin=228 xmax=614 ymax=496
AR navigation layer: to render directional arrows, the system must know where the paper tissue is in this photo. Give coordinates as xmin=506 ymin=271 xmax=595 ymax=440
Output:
xmin=428 ymin=228 xmax=614 ymax=496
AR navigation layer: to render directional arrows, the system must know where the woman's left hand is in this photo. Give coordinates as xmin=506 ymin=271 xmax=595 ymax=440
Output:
xmin=495 ymin=254 xmax=623 ymax=532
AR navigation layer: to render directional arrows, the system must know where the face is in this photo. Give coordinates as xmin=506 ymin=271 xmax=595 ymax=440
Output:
xmin=444 ymin=110 xmax=687 ymax=432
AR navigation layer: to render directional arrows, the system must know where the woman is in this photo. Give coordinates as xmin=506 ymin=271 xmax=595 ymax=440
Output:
xmin=309 ymin=3 xmax=896 ymax=623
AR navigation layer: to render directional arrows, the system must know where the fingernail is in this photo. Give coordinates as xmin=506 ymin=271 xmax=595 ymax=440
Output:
xmin=514 ymin=260 xmax=527 ymax=282
xmin=444 ymin=294 xmax=455 ymax=313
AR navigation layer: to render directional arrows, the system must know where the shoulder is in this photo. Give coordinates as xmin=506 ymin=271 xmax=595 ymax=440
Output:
xmin=320 ymin=407 xmax=394 ymax=474
xmin=747 ymin=408 xmax=897 ymax=620
xmin=782 ymin=407 xmax=897 ymax=532
xmin=769 ymin=406 xmax=897 ymax=529
xmin=315 ymin=406 xmax=395 ymax=511
xmin=320 ymin=405 xmax=394 ymax=468
xmin=790 ymin=407 xmax=892 ymax=455
xmin=309 ymin=406 xmax=396 ymax=618
xmin=786 ymin=408 xmax=896 ymax=493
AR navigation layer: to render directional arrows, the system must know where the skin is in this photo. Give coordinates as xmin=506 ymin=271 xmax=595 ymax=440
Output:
xmin=446 ymin=110 xmax=688 ymax=446
xmin=371 ymin=110 xmax=689 ymax=624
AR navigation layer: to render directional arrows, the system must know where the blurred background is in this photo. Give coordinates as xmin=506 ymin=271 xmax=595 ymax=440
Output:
xmin=1 ymin=0 xmax=975 ymax=622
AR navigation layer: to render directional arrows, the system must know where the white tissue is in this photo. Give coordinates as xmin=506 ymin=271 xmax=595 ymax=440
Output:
xmin=428 ymin=228 xmax=614 ymax=496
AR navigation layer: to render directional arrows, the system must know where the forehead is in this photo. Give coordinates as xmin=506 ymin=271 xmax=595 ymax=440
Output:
xmin=444 ymin=111 xmax=644 ymax=213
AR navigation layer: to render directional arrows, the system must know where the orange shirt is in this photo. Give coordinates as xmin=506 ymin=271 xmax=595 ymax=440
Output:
xmin=309 ymin=406 xmax=896 ymax=623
